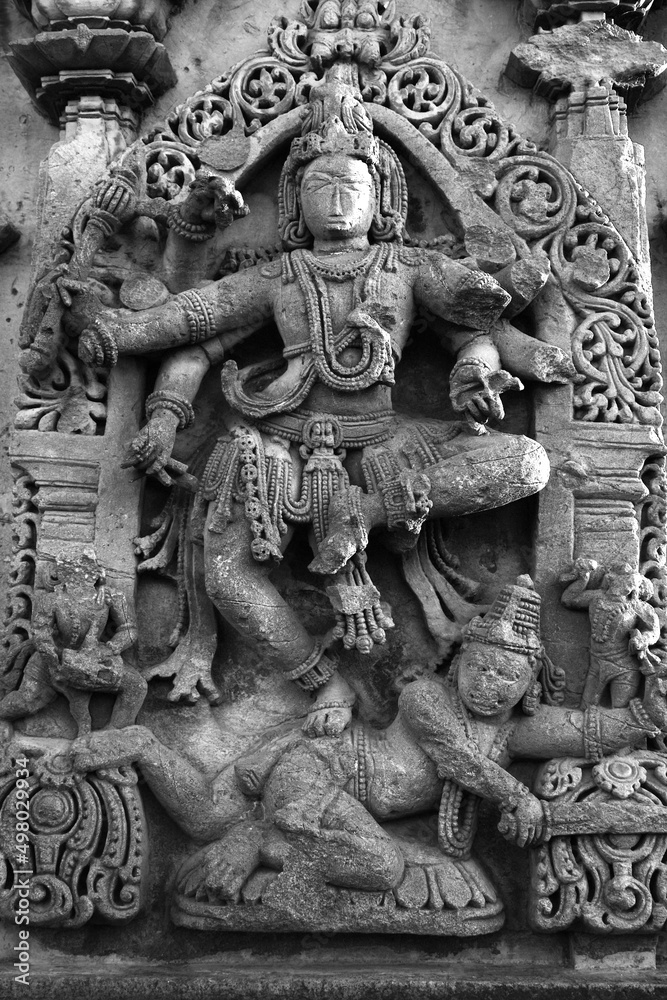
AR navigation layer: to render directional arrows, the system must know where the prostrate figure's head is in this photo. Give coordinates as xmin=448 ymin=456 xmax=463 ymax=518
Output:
xmin=453 ymin=575 xmax=565 ymax=717
xmin=457 ymin=642 xmax=535 ymax=717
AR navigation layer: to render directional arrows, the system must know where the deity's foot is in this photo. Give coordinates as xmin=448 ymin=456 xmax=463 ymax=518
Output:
xmin=303 ymin=673 xmax=356 ymax=738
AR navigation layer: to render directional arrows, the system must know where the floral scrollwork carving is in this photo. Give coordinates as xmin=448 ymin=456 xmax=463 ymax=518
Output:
xmin=531 ymin=752 xmax=667 ymax=932
xmin=268 ymin=16 xmax=311 ymax=69
xmin=230 ymin=56 xmax=300 ymax=126
xmin=493 ymin=156 xmax=577 ymax=240
xmin=639 ymin=456 xmax=667 ymax=609
xmin=387 ymin=59 xmax=459 ymax=133
xmin=0 ymin=761 xmax=146 ymax=928
xmin=14 ymin=347 xmax=108 ymax=435
xmin=545 ymin=221 xmax=662 ymax=425
xmin=145 ymin=146 xmax=199 ymax=202
xmin=168 ymin=93 xmax=236 ymax=147
xmin=439 ymin=79 xmax=537 ymax=162
xmin=0 ymin=473 xmax=37 ymax=694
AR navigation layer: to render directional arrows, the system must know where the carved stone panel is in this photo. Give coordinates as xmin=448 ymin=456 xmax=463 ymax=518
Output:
xmin=3 ymin=0 xmax=667 ymax=983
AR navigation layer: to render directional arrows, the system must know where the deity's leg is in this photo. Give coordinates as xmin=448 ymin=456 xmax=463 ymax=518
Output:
xmin=311 ymin=432 xmax=549 ymax=575
xmin=413 ymin=432 xmax=550 ymax=519
xmin=204 ymin=506 xmax=333 ymax=683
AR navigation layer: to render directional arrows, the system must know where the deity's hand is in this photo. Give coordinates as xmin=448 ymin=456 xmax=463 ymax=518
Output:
xmin=124 ymin=412 xmax=186 ymax=488
xmin=497 ymin=789 xmax=545 ymax=848
xmin=93 ymin=169 xmax=138 ymax=226
xmin=178 ymin=171 xmax=249 ymax=230
xmin=449 ymin=357 xmax=523 ymax=434
xmin=56 ymin=273 xmax=118 ymax=368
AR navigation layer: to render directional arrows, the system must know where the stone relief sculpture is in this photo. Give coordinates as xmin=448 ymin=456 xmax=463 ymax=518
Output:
xmin=3 ymin=0 xmax=667 ymax=944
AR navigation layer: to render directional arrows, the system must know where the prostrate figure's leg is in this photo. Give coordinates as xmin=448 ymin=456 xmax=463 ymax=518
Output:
xmin=263 ymin=742 xmax=404 ymax=892
xmin=0 ymin=652 xmax=58 ymax=720
xmin=71 ymin=724 xmax=249 ymax=842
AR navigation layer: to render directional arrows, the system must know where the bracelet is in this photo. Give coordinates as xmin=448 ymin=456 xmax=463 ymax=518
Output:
xmin=583 ymin=704 xmax=604 ymax=761
xmin=167 ymin=203 xmax=216 ymax=242
xmin=450 ymin=356 xmax=492 ymax=381
xmin=629 ymin=697 xmax=662 ymax=735
xmin=284 ymin=641 xmax=336 ymax=691
xmin=179 ymin=288 xmax=217 ymax=343
xmin=146 ymin=390 xmax=195 ymax=430
xmin=78 ymin=324 xmax=119 ymax=369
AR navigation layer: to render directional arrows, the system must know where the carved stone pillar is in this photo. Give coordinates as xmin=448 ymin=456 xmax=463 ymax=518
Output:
xmin=505 ymin=2 xmax=667 ymax=680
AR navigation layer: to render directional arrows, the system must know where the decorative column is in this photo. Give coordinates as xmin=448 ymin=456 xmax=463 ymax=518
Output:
xmin=1 ymin=3 xmax=176 ymax=926
xmin=504 ymin=0 xmax=667 ymax=690
xmin=6 ymin=0 xmax=176 ymax=607
xmin=507 ymin=4 xmax=667 ymax=966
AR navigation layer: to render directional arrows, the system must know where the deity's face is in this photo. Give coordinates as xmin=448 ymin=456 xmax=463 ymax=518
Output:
xmin=457 ymin=642 xmax=534 ymax=717
xmin=299 ymin=153 xmax=375 ymax=243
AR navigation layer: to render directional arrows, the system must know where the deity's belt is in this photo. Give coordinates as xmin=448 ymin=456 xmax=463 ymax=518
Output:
xmin=255 ymin=408 xmax=396 ymax=449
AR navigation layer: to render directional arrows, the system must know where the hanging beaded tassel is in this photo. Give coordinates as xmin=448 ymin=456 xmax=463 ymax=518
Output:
xmin=326 ymin=551 xmax=394 ymax=654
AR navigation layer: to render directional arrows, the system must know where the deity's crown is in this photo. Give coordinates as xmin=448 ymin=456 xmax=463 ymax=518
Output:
xmin=463 ymin=575 xmax=542 ymax=656
xmin=288 ymin=115 xmax=380 ymax=170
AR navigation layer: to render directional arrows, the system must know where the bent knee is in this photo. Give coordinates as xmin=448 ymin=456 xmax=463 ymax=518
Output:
xmin=398 ymin=678 xmax=449 ymax=732
xmin=356 ymin=840 xmax=405 ymax=891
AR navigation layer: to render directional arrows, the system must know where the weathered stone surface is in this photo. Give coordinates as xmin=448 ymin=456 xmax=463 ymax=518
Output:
xmin=3 ymin=0 xmax=667 ymax=989
xmin=507 ymin=20 xmax=667 ymax=106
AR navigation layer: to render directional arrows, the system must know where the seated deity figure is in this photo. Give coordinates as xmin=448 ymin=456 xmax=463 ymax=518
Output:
xmin=61 ymin=577 xmax=667 ymax=910
xmin=59 ymin=80 xmax=567 ymax=736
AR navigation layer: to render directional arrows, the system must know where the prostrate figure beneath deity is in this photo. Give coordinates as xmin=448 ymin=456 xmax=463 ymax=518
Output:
xmin=59 ymin=577 xmax=667 ymax=917
xmin=60 ymin=79 xmax=568 ymax=736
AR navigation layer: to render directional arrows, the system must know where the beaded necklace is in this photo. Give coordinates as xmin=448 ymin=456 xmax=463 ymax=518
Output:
xmin=290 ymin=244 xmax=396 ymax=392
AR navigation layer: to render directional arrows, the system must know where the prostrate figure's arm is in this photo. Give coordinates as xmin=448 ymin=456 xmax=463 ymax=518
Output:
xmin=399 ymin=679 xmax=545 ymax=847
xmin=509 ymin=685 xmax=664 ymax=761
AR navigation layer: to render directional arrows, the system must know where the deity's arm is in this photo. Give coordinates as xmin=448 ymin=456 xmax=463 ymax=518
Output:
xmin=72 ymin=267 xmax=276 ymax=366
xmin=508 ymin=702 xmax=661 ymax=761
xmin=413 ymin=253 xmax=511 ymax=340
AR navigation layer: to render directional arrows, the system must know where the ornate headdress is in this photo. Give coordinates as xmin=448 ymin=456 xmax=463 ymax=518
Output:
xmin=463 ymin=574 xmax=542 ymax=656
xmin=279 ymin=67 xmax=407 ymax=249
xmin=460 ymin=575 xmax=566 ymax=709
